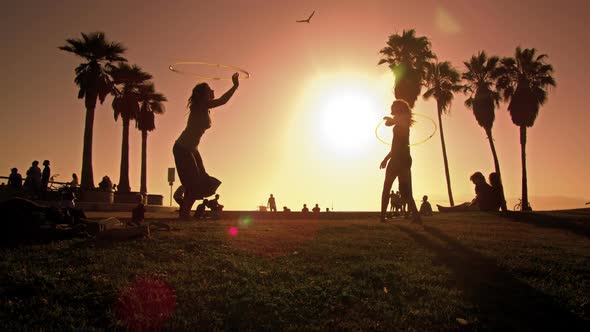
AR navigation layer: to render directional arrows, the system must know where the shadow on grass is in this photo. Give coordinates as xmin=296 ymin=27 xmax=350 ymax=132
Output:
xmin=504 ymin=210 xmax=590 ymax=238
xmin=397 ymin=224 xmax=589 ymax=331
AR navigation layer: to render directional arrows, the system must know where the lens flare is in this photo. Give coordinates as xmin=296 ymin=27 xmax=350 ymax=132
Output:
xmin=228 ymin=227 xmax=239 ymax=237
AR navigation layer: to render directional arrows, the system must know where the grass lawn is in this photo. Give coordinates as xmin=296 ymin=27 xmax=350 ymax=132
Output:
xmin=1 ymin=211 xmax=589 ymax=330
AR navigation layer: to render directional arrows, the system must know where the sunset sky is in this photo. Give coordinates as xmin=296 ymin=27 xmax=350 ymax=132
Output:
xmin=1 ymin=0 xmax=589 ymax=211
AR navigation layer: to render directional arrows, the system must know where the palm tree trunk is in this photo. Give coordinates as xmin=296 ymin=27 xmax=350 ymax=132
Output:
xmin=118 ymin=117 xmax=131 ymax=192
xmin=486 ymin=127 xmax=507 ymax=211
xmin=520 ymin=126 xmax=531 ymax=211
xmin=437 ymin=102 xmax=454 ymax=206
xmin=140 ymin=130 xmax=147 ymax=194
xmin=80 ymin=94 xmax=97 ymax=190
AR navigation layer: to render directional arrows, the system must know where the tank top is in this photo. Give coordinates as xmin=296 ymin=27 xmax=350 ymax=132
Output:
xmin=175 ymin=105 xmax=211 ymax=149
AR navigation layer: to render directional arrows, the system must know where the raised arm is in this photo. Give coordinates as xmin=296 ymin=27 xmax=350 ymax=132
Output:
xmin=208 ymin=72 xmax=240 ymax=109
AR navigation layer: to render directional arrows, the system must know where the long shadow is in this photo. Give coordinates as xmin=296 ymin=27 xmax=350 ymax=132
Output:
xmin=503 ymin=210 xmax=590 ymax=239
xmin=397 ymin=225 xmax=588 ymax=331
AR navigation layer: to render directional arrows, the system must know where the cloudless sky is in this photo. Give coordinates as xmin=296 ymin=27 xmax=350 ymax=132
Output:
xmin=1 ymin=0 xmax=589 ymax=210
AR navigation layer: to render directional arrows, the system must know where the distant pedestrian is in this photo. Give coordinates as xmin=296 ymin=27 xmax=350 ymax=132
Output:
xmin=41 ymin=160 xmax=51 ymax=193
xmin=419 ymin=195 xmax=433 ymax=216
xmin=267 ymin=194 xmax=277 ymax=212
xmin=301 ymin=204 xmax=309 ymax=213
xmin=8 ymin=168 xmax=22 ymax=190
xmin=25 ymin=160 xmax=42 ymax=197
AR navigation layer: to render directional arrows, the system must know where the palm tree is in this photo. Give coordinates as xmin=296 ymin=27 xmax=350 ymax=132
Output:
xmin=423 ymin=61 xmax=462 ymax=206
xmin=109 ymin=63 xmax=152 ymax=193
xmin=59 ymin=32 xmax=127 ymax=189
xmin=495 ymin=47 xmax=555 ymax=211
xmin=378 ymin=29 xmax=436 ymax=108
xmin=136 ymin=83 xmax=166 ymax=194
xmin=462 ymin=51 xmax=507 ymax=211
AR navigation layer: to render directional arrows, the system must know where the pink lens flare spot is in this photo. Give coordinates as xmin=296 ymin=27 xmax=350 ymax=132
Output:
xmin=229 ymin=227 xmax=239 ymax=237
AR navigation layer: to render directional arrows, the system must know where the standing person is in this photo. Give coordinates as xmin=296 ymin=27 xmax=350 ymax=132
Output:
xmin=389 ymin=190 xmax=395 ymax=213
xmin=267 ymin=194 xmax=277 ymax=212
xmin=25 ymin=160 xmax=42 ymax=198
xmin=70 ymin=173 xmax=79 ymax=189
xmin=41 ymin=160 xmax=51 ymax=193
xmin=173 ymin=73 xmax=240 ymax=219
xmin=8 ymin=168 xmax=23 ymax=190
xmin=380 ymin=100 xmax=421 ymax=223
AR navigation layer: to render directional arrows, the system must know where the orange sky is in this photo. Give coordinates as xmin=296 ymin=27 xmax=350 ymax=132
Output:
xmin=1 ymin=0 xmax=589 ymax=211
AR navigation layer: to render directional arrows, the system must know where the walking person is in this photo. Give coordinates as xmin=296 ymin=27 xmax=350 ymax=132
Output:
xmin=173 ymin=73 xmax=240 ymax=219
xmin=267 ymin=194 xmax=277 ymax=212
xmin=380 ymin=100 xmax=421 ymax=223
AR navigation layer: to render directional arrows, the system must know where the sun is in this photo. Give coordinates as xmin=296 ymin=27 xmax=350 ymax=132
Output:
xmin=316 ymin=87 xmax=379 ymax=152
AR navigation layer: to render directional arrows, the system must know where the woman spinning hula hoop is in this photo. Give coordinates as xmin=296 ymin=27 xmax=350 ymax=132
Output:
xmin=380 ymin=100 xmax=422 ymax=224
xmin=174 ymin=72 xmax=240 ymax=219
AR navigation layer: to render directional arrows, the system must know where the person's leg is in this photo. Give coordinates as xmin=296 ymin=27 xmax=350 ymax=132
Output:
xmin=174 ymin=144 xmax=199 ymax=218
xmin=399 ymin=168 xmax=421 ymax=223
xmin=381 ymin=171 xmax=398 ymax=222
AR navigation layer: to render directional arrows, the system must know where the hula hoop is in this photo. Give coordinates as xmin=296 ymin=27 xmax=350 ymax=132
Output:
xmin=168 ymin=61 xmax=251 ymax=80
xmin=375 ymin=113 xmax=437 ymax=146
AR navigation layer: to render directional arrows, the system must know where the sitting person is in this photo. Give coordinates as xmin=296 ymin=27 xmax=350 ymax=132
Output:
xmin=98 ymin=176 xmax=113 ymax=192
xmin=207 ymin=194 xmax=224 ymax=211
xmin=419 ymin=195 xmax=433 ymax=216
xmin=283 ymin=206 xmax=291 ymax=212
xmin=194 ymin=199 xmax=209 ymax=219
xmin=312 ymin=204 xmax=321 ymax=213
xmin=489 ymin=172 xmax=507 ymax=212
xmin=301 ymin=204 xmax=309 ymax=213
xmin=131 ymin=195 xmax=145 ymax=225
xmin=437 ymin=172 xmax=499 ymax=212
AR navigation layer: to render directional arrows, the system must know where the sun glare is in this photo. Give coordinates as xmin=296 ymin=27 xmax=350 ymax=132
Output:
xmin=299 ymin=72 xmax=392 ymax=155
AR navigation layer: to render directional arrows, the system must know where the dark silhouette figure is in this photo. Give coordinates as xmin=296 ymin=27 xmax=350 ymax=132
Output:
xmin=41 ymin=160 xmax=51 ymax=194
xmin=131 ymin=194 xmax=145 ymax=225
xmin=380 ymin=100 xmax=421 ymax=223
xmin=8 ymin=168 xmax=23 ymax=190
xmin=25 ymin=160 xmax=42 ymax=197
xmin=173 ymin=185 xmax=185 ymax=207
xmin=296 ymin=10 xmax=315 ymax=23
xmin=489 ymin=172 xmax=507 ymax=212
xmin=312 ymin=204 xmax=321 ymax=213
xmin=173 ymin=73 xmax=240 ymax=219
xmin=267 ymin=194 xmax=277 ymax=212
xmin=283 ymin=206 xmax=291 ymax=212
xmin=70 ymin=173 xmax=79 ymax=188
xmin=194 ymin=199 xmax=209 ymax=220
xmin=207 ymin=194 xmax=224 ymax=212
xmin=98 ymin=175 xmax=113 ymax=192
xmin=419 ymin=195 xmax=433 ymax=216
xmin=301 ymin=204 xmax=309 ymax=213
xmin=437 ymin=172 xmax=499 ymax=212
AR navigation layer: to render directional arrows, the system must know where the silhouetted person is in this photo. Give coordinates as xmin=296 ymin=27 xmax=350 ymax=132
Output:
xmin=283 ymin=206 xmax=291 ymax=212
xmin=8 ymin=168 xmax=22 ymax=190
xmin=98 ymin=176 xmax=113 ymax=192
xmin=312 ymin=204 xmax=321 ymax=213
xmin=437 ymin=172 xmax=499 ymax=212
xmin=325 ymin=208 xmax=330 ymax=212
xmin=267 ymin=194 xmax=277 ymax=212
xmin=194 ymin=199 xmax=209 ymax=219
xmin=112 ymin=183 xmax=118 ymax=192
xmin=70 ymin=173 xmax=79 ymax=189
xmin=301 ymin=204 xmax=309 ymax=213
xmin=41 ymin=160 xmax=51 ymax=194
xmin=489 ymin=172 xmax=507 ymax=212
xmin=173 ymin=185 xmax=185 ymax=207
xmin=25 ymin=160 xmax=42 ymax=197
xmin=380 ymin=100 xmax=421 ymax=223
xmin=173 ymin=73 xmax=240 ymax=219
xmin=419 ymin=195 xmax=433 ymax=216
xmin=207 ymin=194 xmax=224 ymax=212
xmin=131 ymin=194 xmax=146 ymax=226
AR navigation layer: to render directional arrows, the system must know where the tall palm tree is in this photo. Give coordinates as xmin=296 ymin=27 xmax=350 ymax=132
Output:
xmin=109 ymin=63 xmax=152 ymax=193
xmin=462 ymin=51 xmax=507 ymax=211
xmin=495 ymin=47 xmax=555 ymax=211
xmin=59 ymin=32 xmax=127 ymax=189
xmin=136 ymin=83 xmax=166 ymax=194
xmin=378 ymin=29 xmax=436 ymax=108
xmin=423 ymin=61 xmax=462 ymax=206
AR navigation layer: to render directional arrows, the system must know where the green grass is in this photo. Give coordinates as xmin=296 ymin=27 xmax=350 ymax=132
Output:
xmin=1 ymin=212 xmax=589 ymax=330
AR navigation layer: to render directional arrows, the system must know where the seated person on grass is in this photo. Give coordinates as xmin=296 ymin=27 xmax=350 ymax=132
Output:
xmin=419 ymin=195 xmax=433 ymax=216
xmin=131 ymin=195 xmax=146 ymax=226
xmin=437 ymin=172 xmax=499 ymax=212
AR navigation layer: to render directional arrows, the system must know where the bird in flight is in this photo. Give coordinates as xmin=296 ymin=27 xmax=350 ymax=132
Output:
xmin=296 ymin=10 xmax=315 ymax=23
